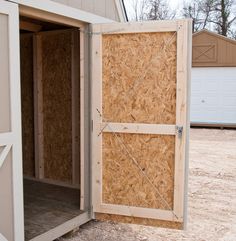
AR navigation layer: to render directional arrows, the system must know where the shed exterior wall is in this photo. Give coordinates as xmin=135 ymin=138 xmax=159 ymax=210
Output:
xmin=192 ymin=30 xmax=236 ymax=67
xmin=52 ymin=0 xmax=120 ymax=22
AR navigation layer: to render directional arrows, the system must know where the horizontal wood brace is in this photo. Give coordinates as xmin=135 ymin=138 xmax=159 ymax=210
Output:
xmin=100 ymin=123 xmax=176 ymax=135
xmin=0 ymin=132 xmax=15 ymax=145
xmin=97 ymin=203 xmax=182 ymax=222
xmin=92 ymin=21 xmax=179 ymax=35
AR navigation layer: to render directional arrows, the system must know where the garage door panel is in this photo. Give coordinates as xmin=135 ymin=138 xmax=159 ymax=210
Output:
xmin=222 ymin=96 xmax=236 ymax=106
xmin=221 ymin=81 xmax=236 ymax=92
xmin=220 ymin=110 xmax=236 ymax=123
xmin=191 ymin=79 xmax=201 ymax=91
xmin=201 ymin=95 xmax=220 ymax=106
xmin=191 ymin=67 xmax=236 ymax=125
xmin=203 ymin=80 xmax=219 ymax=92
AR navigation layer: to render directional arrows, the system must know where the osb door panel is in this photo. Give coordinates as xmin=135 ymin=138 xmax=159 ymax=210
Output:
xmin=0 ymin=1 xmax=24 ymax=241
xmin=91 ymin=20 xmax=192 ymax=228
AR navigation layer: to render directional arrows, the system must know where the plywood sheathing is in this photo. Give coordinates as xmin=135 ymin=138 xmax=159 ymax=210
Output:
xmin=99 ymin=32 xmax=178 ymax=226
xmin=96 ymin=213 xmax=183 ymax=229
xmin=42 ymin=31 xmax=72 ymax=182
xmin=20 ymin=34 xmax=35 ymax=177
xmin=102 ymin=32 xmax=177 ymax=124
xmin=102 ymin=133 xmax=175 ymax=209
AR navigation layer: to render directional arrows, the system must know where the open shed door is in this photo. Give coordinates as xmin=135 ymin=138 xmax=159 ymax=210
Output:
xmin=0 ymin=1 xmax=24 ymax=240
xmin=91 ymin=20 xmax=192 ymax=229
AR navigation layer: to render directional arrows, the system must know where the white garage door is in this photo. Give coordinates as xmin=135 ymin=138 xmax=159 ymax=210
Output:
xmin=191 ymin=67 xmax=236 ymax=125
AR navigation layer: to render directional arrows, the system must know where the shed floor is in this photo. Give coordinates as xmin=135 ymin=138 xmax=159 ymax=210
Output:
xmin=24 ymin=179 xmax=82 ymax=240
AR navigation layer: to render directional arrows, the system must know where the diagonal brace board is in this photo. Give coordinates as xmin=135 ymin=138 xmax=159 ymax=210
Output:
xmin=0 ymin=144 xmax=12 ymax=169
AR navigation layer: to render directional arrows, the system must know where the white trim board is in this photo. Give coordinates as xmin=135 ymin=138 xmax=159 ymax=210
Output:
xmin=8 ymin=0 xmax=114 ymax=24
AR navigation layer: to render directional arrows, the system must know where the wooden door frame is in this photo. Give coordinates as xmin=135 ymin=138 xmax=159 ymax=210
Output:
xmin=18 ymin=4 xmax=89 ymax=213
xmin=0 ymin=1 xmax=24 ymax=240
xmin=91 ymin=20 xmax=192 ymax=224
xmin=1 ymin=0 xmax=100 ymax=239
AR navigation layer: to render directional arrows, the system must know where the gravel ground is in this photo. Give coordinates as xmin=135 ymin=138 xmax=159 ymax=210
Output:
xmin=59 ymin=128 xmax=236 ymax=241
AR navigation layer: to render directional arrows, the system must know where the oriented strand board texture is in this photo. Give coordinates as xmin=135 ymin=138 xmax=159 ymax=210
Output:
xmin=42 ymin=31 xmax=72 ymax=182
xmin=20 ymin=34 xmax=35 ymax=177
xmin=102 ymin=133 xmax=175 ymax=209
xmin=102 ymin=32 xmax=177 ymax=124
xmin=96 ymin=213 xmax=183 ymax=229
xmin=100 ymin=32 xmax=178 ymax=226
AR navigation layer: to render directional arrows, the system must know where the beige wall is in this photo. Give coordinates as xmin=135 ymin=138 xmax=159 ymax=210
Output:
xmin=192 ymin=30 xmax=236 ymax=67
xmin=52 ymin=0 xmax=121 ymax=21
xmin=0 ymin=14 xmax=14 ymax=241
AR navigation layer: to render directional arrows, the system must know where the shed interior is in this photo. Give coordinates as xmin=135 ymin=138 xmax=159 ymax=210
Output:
xmin=20 ymin=16 xmax=83 ymax=240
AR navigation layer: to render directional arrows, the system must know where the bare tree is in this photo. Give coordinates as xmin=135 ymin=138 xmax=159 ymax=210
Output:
xmin=210 ymin=0 xmax=236 ymax=36
xmin=147 ymin=0 xmax=176 ymax=20
xmin=182 ymin=0 xmax=214 ymax=32
xmin=182 ymin=1 xmax=202 ymax=31
xmin=131 ymin=0 xmax=149 ymax=21
xmin=127 ymin=0 xmax=176 ymax=21
xmin=200 ymin=0 xmax=215 ymax=28
xmin=182 ymin=0 xmax=236 ymax=37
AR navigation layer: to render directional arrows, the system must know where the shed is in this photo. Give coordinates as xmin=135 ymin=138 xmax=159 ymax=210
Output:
xmin=191 ymin=29 xmax=236 ymax=126
xmin=0 ymin=1 xmax=192 ymax=240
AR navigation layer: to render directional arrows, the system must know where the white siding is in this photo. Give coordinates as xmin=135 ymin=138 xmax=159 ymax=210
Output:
xmin=191 ymin=67 xmax=236 ymax=124
xmin=51 ymin=0 xmax=120 ymax=21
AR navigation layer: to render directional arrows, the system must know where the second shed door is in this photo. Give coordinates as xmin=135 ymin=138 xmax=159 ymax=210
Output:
xmin=91 ymin=20 xmax=191 ymax=227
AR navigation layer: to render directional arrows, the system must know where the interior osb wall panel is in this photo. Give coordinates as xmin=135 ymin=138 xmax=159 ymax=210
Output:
xmin=102 ymin=32 xmax=177 ymax=124
xmin=42 ymin=31 xmax=72 ymax=182
xmin=102 ymin=133 xmax=175 ymax=209
xmin=20 ymin=34 xmax=35 ymax=177
xmin=96 ymin=213 xmax=183 ymax=229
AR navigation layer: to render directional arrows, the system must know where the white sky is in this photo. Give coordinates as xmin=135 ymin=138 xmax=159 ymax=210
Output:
xmin=123 ymin=0 xmax=189 ymax=20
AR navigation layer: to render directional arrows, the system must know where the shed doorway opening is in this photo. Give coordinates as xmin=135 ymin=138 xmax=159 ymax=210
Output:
xmin=20 ymin=16 xmax=84 ymax=240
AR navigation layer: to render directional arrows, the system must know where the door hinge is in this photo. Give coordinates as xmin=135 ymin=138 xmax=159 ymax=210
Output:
xmin=91 ymin=120 xmax=93 ymax=132
xmin=176 ymin=126 xmax=183 ymax=138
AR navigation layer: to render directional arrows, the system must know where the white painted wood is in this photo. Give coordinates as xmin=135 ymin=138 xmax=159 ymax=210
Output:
xmin=91 ymin=20 xmax=191 ymax=224
xmin=53 ymin=0 xmax=124 ymax=22
xmin=114 ymin=0 xmax=127 ymax=22
xmin=0 ymin=145 xmax=12 ymax=169
xmin=13 ymin=0 xmax=114 ymax=24
xmin=0 ymin=1 xmax=24 ymax=240
xmin=100 ymin=123 xmax=176 ymax=135
xmin=9 ymin=3 xmax=25 ymax=239
xmin=0 ymin=234 xmax=7 ymax=241
xmin=0 ymin=133 xmax=15 ymax=145
xmin=191 ymin=67 xmax=236 ymax=125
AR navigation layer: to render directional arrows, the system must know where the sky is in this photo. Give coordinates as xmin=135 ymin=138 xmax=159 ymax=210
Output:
xmin=123 ymin=0 xmax=188 ymax=20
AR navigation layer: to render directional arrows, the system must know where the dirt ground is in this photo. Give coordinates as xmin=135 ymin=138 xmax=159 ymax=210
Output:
xmin=60 ymin=128 xmax=236 ymax=241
